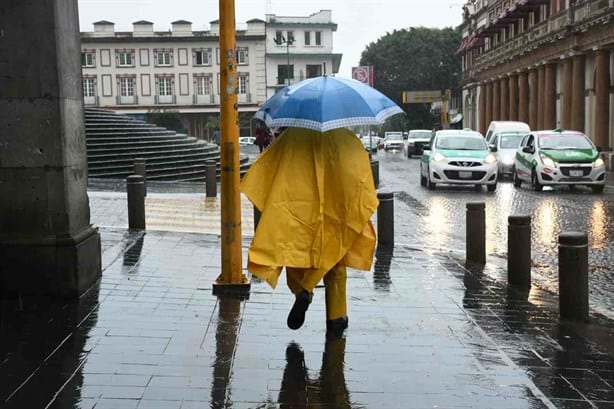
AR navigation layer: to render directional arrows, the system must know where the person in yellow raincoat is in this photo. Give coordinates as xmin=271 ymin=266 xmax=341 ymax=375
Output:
xmin=240 ymin=127 xmax=379 ymax=337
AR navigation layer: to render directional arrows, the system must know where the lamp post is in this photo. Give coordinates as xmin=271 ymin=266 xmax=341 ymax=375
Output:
xmin=274 ymin=35 xmax=294 ymax=85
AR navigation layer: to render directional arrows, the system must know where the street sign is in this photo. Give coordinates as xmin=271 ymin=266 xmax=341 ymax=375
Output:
xmin=402 ymin=90 xmax=442 ymax=104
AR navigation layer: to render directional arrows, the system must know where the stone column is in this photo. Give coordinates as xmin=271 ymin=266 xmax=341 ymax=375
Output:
xmin=561 ymin=58 xmax=574 ymax=129
xmin=500 ymin=77 xmax=509 ymax=120
xmin=493 ymin=80 xmax=501 ymax=121
xmin=0 ymin=2 xmax=101 ymax=297
xmin=509 ymin=74 xmax=519 ymax=121
xmin=518 ymin=71 xmax=529 ymax=123
xmin=537 ymin=65 xmax=546 ymax=130
xmin=571 ymin=54 xmax=586 ymax=132
xmin=485 ymin=81 xmax=493 ymax=128
xmin=479 ymin=83 xmax=487 ymax=134
xmin=529 ymin=69 xmax=539 ymax=129
xmin=594 ymin=49 xmax=611 ymax=150
xmin=544 ymin=63 xmax=557 ymax=129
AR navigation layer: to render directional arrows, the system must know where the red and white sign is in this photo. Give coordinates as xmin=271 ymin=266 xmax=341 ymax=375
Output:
xmin=352 ymin=66 xmax=374 ymax=86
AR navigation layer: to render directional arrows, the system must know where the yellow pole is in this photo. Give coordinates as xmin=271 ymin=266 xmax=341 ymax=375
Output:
xmin=213 ymin=0 xmax=250 ymax=295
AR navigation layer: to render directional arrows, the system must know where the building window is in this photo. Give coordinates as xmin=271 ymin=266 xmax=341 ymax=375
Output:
xmin=158 ymin=77 xmax=173 ymax=96
xmin=117 ymin=51 xmax=135 ymax=67
xmin=83 ymin=77 xmax=96 ymax=97
xmin=155 ymin=49 xmax=172 ymax=66
xmin=238 ymin=74 xmax=248 ymax=94
xmin=304 ymin=31 xmax=311 ymax=45
xmin=81 ymin=51 xmax=95 ymax=67
xmin=195 ymin=75 xmax=211 ymax=95
xmin=236 ymin=47 xmax=248 ymax=65
xmin=276 ymin=30 xmax=283 ymax=44
xmin=119 ymin=77 xmax=134 ymax=96
xmin=315 ymin=31 xmax=322 ymax=46
xmin=277 ymin=64 xmax=294 ymax=85
xmin=193 ymin=49 xmax=212 ymax=66
xmin=306 ymin=64 xmax=322 ymax=78
xmin=287 ymin=31 xmax=294 ymax=44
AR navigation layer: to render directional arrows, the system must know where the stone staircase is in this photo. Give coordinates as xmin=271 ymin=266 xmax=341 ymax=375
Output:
xmin=85 ymin=108 xmax=250 ymax=181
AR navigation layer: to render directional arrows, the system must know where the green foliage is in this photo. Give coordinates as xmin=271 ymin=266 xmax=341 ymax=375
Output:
xmin=146 ymin=109 xmax=185 ymax=132
xmin=360 ymin=26 xmax=462 ymax=131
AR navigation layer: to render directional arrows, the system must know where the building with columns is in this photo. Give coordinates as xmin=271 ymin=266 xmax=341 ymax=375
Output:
xmin=458 ymin=0 xmax=614 ymax=150
xmin=80 ymin=10 xmax=341 ymax=137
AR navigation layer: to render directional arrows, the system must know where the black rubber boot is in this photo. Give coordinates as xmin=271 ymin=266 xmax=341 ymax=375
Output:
xmin=326 ymin=316 xmax=349 ymax=339
xmin=287 ymin=290 xmax=312 ymax=330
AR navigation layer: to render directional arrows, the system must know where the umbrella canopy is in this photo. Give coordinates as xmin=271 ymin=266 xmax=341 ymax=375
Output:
xmin=254 ymin=76 xmax=404 ymax=132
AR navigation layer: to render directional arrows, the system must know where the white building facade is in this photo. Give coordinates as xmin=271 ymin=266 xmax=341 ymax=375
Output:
xmin=80 ymin=10 xmax=342 ymax=137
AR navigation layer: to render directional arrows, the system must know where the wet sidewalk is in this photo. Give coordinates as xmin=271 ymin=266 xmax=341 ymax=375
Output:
xmin=1 ymin=179 xmax=614 ymax=408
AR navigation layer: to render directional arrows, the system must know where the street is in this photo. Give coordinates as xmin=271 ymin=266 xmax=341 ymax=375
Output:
xmin=375 ymin=148 xmax=614 ymax=320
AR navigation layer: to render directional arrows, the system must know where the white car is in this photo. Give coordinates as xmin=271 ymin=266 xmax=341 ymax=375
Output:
xmin=512 ymin=130 xmax=606 ymax=193
xmin=383 ymin=132 xmax=404 ymax=150
xmin=404 ymin=129 xmax=432 ymax=158
xmin=360 ymin=135 xmax=380 ymax=152
xmin=420 ymin=129 xmax=498 ymax=191
xmin=488 ymin=131 xmax=527 ymax=178
xmin=239 ymin=136 xmax=256 ymax=146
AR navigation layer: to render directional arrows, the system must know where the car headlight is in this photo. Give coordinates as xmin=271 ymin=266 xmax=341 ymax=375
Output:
xmin=540 ymin=153 xmax=556 ymax=168
xmin=594 ymin=158 xmax=605 ymax=168
xmin=433 ymin=152 xmax=446 ymax=162
xmin=483 ymin=153 xmax=496 ymax=164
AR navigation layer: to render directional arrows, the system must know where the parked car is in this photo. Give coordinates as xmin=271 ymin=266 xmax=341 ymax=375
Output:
xmin=383 ymin=132 xmax=404 ymax=150
xmin=512 ymin=129 xmax=606 ymax=192
xmin=360 ymin=135 xmax=380 ymax=152
xmin=489 ymin=131 xmax=528 ymax=179
xmin=403 ymin=129 xmax=432 ymax=158
xmin=239 ymin=136 xmax=256 ymax=146
xmin=484 ymin=121 xmax=530 ymax=143
xmin=420 ymin=129 xmax=498 ymax=191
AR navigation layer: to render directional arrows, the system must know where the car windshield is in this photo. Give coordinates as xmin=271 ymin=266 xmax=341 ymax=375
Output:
xmin=386 ymin=134 xmax=403 ymax=141
xmin=538 ymin=134 xmax=593 ymax=150
xmin=436 ymin=136 xmax=487 ymax=150
xmin=499 ymin=133 xmax=526 ymax=149
xmin=409 ymin=132 xmax=431 ymax=139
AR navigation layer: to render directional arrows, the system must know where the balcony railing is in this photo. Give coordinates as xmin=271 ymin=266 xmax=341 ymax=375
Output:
xmin=193 ymin=94 xmax=215 ymax=104
xmin=238 ymin=93 xmax=252 ymax=103
xmin=84 ymin=96 xmax=99 ymax=106
xmin=155 ymin=95 xmax=176 ymax=104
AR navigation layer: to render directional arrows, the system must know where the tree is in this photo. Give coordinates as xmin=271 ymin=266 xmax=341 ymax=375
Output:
xmin=360 ymin=26 xmax=461 ymax=131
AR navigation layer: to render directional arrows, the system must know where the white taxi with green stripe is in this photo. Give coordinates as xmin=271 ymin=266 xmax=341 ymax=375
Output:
xmin=420 ymin=129 xmax=498 ymax=191
xmin=512 ymin=129 xmax=606 ymax=193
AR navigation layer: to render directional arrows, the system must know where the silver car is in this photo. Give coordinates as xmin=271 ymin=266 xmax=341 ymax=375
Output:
xmin=489 ymin=132 xmax=527 ymax=178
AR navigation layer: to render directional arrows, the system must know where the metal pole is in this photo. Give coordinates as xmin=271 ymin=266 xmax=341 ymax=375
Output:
xmin=214 ymin=0 xmax=249 ymax=295
xmin=286 ymin=41 xmax=291 ymax=85
xmin=370 ymin=159 xmax=379 ymax=189
xmin=205 ymin=160 xmax=217 ymax=198
xmin=376 ymin=192 xmax=394 ymax=249
xmin=133 ymin=157 xmax=147 ymax=196
xmin=466 ymin=202 xmax=486 ymax=264
xmin=507 ymin=215 xmax=531 ymax=288
xmin=126 ymin=175 xmax=146 ymax=229
xmin=558 ymin=231 xmax=589 ymax=321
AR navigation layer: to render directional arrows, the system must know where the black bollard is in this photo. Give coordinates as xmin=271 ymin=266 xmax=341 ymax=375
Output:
xmin=558 ymin=231 xmax=589 ymax=321
xmin=370 ymin=160 xmax=379 ymax=189
xmin=376 ymin=192 xmax=394 ymax=248
xmin=466 ymin=202 xmax=486 ymax=264
xmin=253 ymin=205 xmax=261 ymax=232
xmin=127 ymin=175 xmax=146 ymax=229
xmin=133 ymin=157 xmax=147 ymax=196
xmin=507 ymin=215 xmax=532 ymax=288
xmin=205 ymin=160 xmax=217 ymax=198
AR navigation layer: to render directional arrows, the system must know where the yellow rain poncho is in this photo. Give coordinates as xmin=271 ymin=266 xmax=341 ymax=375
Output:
xmin=240 ymin=127 xmax=379 ymax=291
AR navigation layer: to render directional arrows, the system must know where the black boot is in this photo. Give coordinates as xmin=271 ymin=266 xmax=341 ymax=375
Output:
xmin=287 ymin=290 xmax=312 ymax=330
xmin=326 ymin=316 xmax=348 ymax=339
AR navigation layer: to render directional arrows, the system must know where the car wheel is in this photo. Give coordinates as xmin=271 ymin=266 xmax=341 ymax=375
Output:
xmin=591 ymin=185 xmax=604 ymax=193
xmin=531 ymin=170 xmax=543 ymax=192
xmin=513 ymin=167 xmax=521 ymax=187
xmin=487 ymin=182 xmax=497 ymax=192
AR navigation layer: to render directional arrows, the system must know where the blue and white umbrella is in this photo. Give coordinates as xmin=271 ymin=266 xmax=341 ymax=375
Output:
xmin=254 ymin=76 xmax=404 ymax=132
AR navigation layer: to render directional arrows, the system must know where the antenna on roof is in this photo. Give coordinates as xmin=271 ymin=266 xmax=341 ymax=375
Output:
xmin=266 ymin=0 xmax=272 ymax=14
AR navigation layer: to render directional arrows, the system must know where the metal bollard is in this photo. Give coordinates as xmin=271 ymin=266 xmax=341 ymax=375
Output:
xmin=133 ymin=158 xmax=147 ymax=196
xmin=253 ymin=205 xmax=261 ymax=232
xmin=558 ymin=231 xmax=589 ymax=321
xmin=466 ymin=202 xmax=486 ymax=264
xmin=507 ymin=215 xmax=531 ymax=288
xmin=376 ymin=192 xmax=394 ymax=248
xmin=371 ymin=160 xmax=379 ymax=189
xmin=205 ymin=160 xmax=217 ymax=198
xmin=127 ymin=175 xmax=146 ymax=229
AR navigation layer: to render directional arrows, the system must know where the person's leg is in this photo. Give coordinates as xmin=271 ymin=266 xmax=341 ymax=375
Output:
xmin=286 ymin=268 xmax=313 ymax=330
xmin=323 ymin=264 xmax=348 ymax=338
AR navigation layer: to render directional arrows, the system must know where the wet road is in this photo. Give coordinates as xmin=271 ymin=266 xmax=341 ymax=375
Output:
xmin=375 ymin=149 xmax=614 ymax=320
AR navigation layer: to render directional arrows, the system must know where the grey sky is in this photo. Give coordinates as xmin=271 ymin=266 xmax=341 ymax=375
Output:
xmin=78 ymin=0 xmax=462 ymax=77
